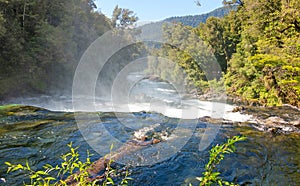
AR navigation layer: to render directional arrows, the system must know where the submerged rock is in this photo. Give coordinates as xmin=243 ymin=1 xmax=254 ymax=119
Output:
xmin=232 ymin=106 xmax=246 ymax=113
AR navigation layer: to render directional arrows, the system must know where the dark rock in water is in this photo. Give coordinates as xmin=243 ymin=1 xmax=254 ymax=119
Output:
xmin=198 ymin=116 xmax=211 ymax=122
xmin=267 ymin=127 xmax=279 ymax=135
xmin=198 ymin=116 xmax=224 ymax=124
xmin=232 ymin=106 xmax=246 ymax=113
xmin=127 ymin=138 xmax=160 ymax=146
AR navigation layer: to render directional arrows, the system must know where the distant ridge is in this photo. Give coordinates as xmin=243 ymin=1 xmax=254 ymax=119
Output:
xmin=163 ymin=6 xmax=236 ymax=27
xmin=139 ymin=6 xmax=236 ymax=40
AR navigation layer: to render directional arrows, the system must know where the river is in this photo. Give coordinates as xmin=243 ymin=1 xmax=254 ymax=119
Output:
xmin=0 ymin=73 xmax=299 ymax=185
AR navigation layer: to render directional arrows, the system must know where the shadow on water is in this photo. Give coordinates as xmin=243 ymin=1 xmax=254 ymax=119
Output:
xmin=0 ymin=105 xmax=299 ymax=185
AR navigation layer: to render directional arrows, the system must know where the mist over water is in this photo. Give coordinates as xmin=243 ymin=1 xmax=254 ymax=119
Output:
xmin=2 ymin=72 xmax=252 ymax=123
xmin=2 ymin=22 xmax=241 ymax=120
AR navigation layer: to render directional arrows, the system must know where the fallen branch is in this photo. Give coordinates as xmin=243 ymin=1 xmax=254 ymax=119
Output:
xmin=65 ymin=137 xmax=160 ymax=185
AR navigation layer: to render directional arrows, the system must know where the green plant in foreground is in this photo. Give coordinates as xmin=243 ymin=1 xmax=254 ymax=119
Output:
xmin=101 ymin=144 xmax=133 ymax=186
xmin=5 ymin=143 xmax=132 ymax=186
xmin=6 ymin=136 xmax=245 ymax=186
xmin=197 ymin=136 xmax=246 ymax=186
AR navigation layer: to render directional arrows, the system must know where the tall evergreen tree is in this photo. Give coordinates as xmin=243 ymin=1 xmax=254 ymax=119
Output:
xmin=112 ymin=5 xmax=138 ymax=28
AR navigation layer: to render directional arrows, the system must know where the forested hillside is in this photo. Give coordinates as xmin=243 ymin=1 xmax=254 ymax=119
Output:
xmin=0 ymin=0 xmax=111 ymax=100
xmin=150 ymin=0 xmax=300 ymax=107
xmin=139 ymin=6 xmax=234 ymax=41
xmin=1 ymin=0 xmax=299 ymax=107
xmin=221 ymin=0 xmax=300 ymax=106
xmin=164 ymin=6 xmax=235 ymax=27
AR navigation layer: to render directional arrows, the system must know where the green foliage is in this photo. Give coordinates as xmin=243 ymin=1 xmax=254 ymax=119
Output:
xmin=0 ymin=0 xmax=112 ymax=100
xmin=179 ymin=0 xmax=300 ymax=107
xmin=223 ymin=0 xmax=300 ymax=107
xmin=0 ymin=0 xmax=142 ymax=100
xmin=5 ymin=143 xmax=132 ymax=186
xmin=112 ymin=5 xmax=138 ymax=28
xmin=197 ymin=136 xmax=246 ymax=186
xmin=5 ymin=137 xmax=245 ymax=186
xmin=101 ymin=144 xmax=133 ymax=186
xmin=148 ymin=22 xmax=223 ymax=94
xmin=197 ymin=12 xmax=241 ymax=72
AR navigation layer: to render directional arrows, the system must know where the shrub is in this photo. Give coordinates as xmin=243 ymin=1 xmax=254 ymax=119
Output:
xmin=5 ymin=143 xmax=132 ymax=186
xmin=196 ymin=136 xmax=246 ymax=186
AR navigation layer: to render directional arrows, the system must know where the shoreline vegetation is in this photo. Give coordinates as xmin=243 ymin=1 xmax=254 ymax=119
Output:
xmin=145 ymin=0 xmax=299 ymax=108
xmin=0 ymin=0 xmax=299 ymax=108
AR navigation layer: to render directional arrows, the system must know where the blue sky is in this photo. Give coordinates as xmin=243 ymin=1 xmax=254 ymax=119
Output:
xmin=95 ymin=0 xmax=223 ymax=22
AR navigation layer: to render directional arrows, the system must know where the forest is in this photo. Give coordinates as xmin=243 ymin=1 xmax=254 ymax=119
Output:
xmin=1 ymin=1 xmax=300 ymax=185
xmin=148 ymin=0 xmax=300 ymax=107
xmin=0 ymin=0 xmax=299 ymax=107
xmin=221 ymin=0 xmax=300 ymax=107
xmin=0 ymin=0 xmax=112 ymax=99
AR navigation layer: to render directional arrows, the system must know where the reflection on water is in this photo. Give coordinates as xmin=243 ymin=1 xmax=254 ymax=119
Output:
xmin=0 ymin=105 xmax=299 ymax=185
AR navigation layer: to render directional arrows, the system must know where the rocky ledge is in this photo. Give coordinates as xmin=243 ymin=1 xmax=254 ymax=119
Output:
xmin=199 ymin=104 xmax=300 ymax=134
xmin=237 ymin=105 xmax=300 ymax=133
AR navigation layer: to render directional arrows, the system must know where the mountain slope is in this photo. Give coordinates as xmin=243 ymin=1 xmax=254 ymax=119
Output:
xmin=164 ymin=6 xmax=235 ymax=27
xmin=139 ymin=6 xmax=235 ymax=40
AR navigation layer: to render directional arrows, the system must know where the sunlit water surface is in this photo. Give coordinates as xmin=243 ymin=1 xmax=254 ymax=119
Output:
xmin=0 ymin=73 xmax=299 ymax=185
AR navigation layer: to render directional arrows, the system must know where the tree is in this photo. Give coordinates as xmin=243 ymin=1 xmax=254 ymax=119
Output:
xmin=112 ymin=5 xmax=138 ymax=28
xmin=148 ymin=23 xmax=221 ymax=94
xmin=224 ymin=0 xmax=300 ymax=106
xmin=222 ymin=0 xmax=244 ymax=7
xmin=197 ymin=13 xmax=240 ymax=72
xmin=0 ymin=0 xmax=112 ymax=100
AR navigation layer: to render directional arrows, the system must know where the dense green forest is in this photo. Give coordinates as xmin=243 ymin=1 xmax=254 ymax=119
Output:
xmin=217 ymin=0 xmax=299 ymax=107
xmin=0 ymin=0 xmax=141 ymax=101
xmin=148 ymin=0 xmax=300 ymax=107
xmin=0 ymin=0 xmax=112 ymax=100
xmin=1 ymin=0 xmax=299 ymax=107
